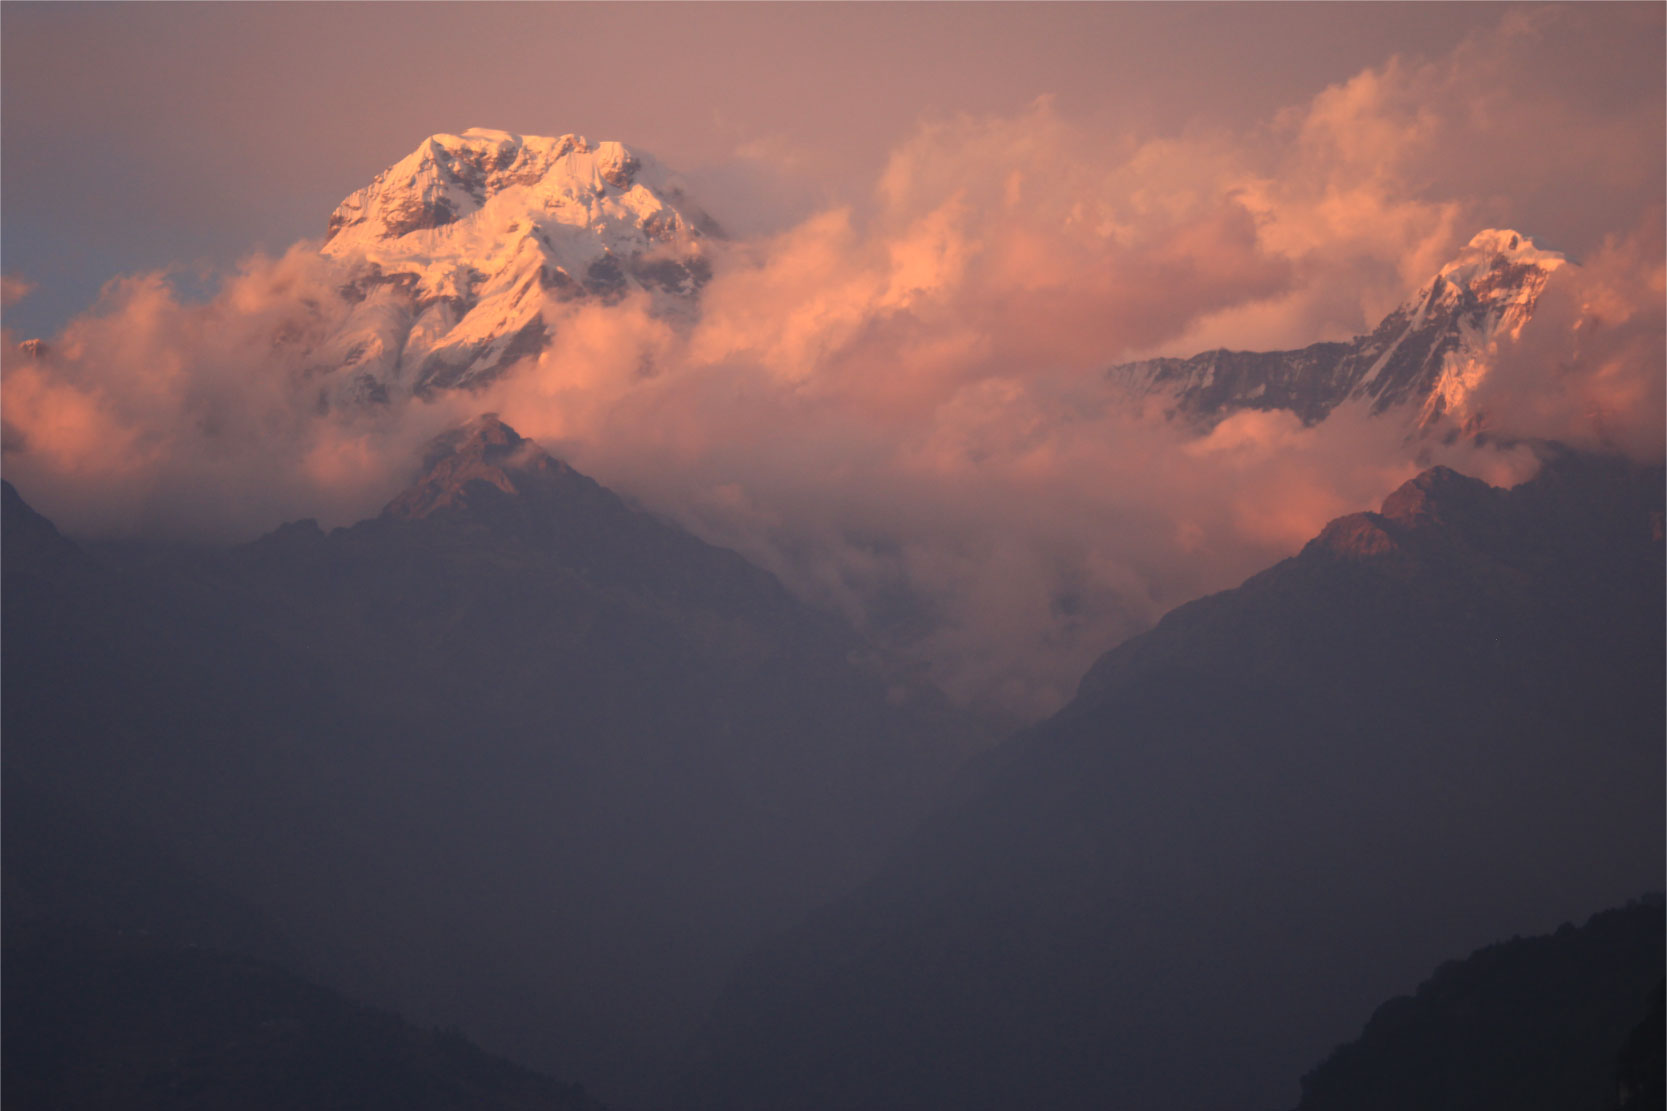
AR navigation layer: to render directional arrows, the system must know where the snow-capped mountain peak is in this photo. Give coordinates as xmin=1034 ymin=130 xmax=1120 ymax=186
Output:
xmin=312 ymin=129 xmax=713 ymax=402
xmin=1107 ymin=228 xmax=1570 ymax=432
xmin=1387 ymin=228 xmax=1565 ymax=423
xmin=1399 ymin=227 xmax=1565 ymax=332
xmin=323 ymin=130 xmax=668 ymax=251
xmin=1434 ymin=228 xmax=1565 ymax=289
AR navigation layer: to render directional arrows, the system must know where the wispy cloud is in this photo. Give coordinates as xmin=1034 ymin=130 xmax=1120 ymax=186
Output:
xmin=1 ymin=274 xmax=36 ymax=307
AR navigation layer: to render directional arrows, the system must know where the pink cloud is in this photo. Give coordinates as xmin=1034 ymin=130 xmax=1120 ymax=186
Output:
xmin=1 ymin=274 xmax=36 ymax=307
xmin=1473 ymin=217 xmax=1667 ymax=459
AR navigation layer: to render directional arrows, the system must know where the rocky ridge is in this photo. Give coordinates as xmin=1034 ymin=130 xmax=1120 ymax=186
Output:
xmin=1108 ymin=229 xmax=1567 ymax=431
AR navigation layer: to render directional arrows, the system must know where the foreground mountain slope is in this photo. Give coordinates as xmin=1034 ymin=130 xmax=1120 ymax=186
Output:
xmin=1293 ymin=897 xmax=1664 ymax=1111
xmin=1615 ymin=980 xmax=1666 ymax=1110
xmin=3 ymin=925 xmax=605 ymax=1111
xmin=669 ymin=450 xmax=1664 ymax=1111
xmin=4 ymin=705 xmax=606 ymax=1111
xmin=1 ymin=416 xmax=972 ymax=1101
xmin=1109 ymin=229 xmax=1565 ymax=428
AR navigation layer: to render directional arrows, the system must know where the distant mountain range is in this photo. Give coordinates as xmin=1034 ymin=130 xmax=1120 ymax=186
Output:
xmin=1108 ymin=228 xmax=1566 ymax=430
xmin=234 ymin=129 xmax=1572 ymax=442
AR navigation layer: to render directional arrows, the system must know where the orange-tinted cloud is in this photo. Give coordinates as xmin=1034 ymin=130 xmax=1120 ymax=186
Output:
xmin=1473 ymin=217 xmax=1667 ymax=459
xmin=1 ymin=247 xmax=474 ymax=537
xmin=1 ymin=274 xmax=35 ymax=307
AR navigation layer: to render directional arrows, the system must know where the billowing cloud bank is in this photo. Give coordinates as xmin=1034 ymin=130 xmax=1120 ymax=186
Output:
xmin=4 ymin=9 xmax=1661 ymax=718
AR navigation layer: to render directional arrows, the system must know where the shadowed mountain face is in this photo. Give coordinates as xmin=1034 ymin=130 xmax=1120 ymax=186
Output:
xmin=1 ymin=415 xmax=972 ymax=1102
xmin=668 ymin=451 xmax=1664 ymax=1111
xmin=3 ymin=626 xmax=604 ymax=1111
xmin=1293 ymin=898 xmax=1664 ymax=1111
xmin=2 ymin=926 xmax=606 ymax=1111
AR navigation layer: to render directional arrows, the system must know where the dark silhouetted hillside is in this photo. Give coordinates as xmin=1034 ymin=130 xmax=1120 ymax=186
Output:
xmin=1615 ymin=979 xmax=1665 ymax=1110
xmin=1295 ymin=898 xmax=1664 ymax=1111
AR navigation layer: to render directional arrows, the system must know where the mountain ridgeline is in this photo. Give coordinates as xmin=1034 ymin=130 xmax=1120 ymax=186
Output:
xmin=212 ymin=127 xmax=1574 ymax=439
xmin=1 ymin=415 xmax=973 ymax=1104
xmin=5 ymin=428 xmax=1661 ymax=1108
xmin=1108 ymin=229 xmax=1564 ymax=429
xmin=667 ymin=450 xmax=1665 ymax=1111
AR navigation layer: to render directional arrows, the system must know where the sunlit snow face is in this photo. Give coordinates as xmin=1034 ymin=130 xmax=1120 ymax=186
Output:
xmin=304 ymin=130 xmax=713 ymax=401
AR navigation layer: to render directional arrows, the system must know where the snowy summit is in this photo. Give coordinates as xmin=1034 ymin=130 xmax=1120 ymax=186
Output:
xmin=1107 ymin=228 xmax=1570 ymax=432
xmin=315 ymin=129 xmax=714 ymax=401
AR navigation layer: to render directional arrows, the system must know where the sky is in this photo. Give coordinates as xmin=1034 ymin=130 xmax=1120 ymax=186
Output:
xmin=9 ymin=1 xmax=1656 ymax=339
xmin=3 ymin=2 xmax=1663 ymax=719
